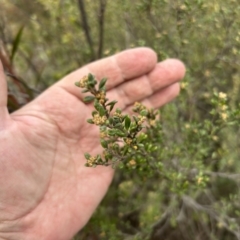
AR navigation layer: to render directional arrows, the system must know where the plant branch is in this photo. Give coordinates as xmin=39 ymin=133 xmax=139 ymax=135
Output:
xmin=97 ymin=0 xmax=107 ymax=59
xmin=77 ymin=0 xmax=96 ymax=61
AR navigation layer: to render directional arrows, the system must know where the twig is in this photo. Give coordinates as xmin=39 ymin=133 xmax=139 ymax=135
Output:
xmin=77 ymin=0 xmax=96 ymax=61
xmin=97 ymin=0 xmax=107 ymax=59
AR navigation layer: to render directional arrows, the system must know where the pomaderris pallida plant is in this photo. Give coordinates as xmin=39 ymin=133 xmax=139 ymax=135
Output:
xmin=75 ymin=74 xmax=159 ymax=169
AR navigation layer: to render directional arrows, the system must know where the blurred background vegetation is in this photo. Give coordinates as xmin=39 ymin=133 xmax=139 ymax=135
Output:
xmin=1 ymin=0 xmax=240 ymax=239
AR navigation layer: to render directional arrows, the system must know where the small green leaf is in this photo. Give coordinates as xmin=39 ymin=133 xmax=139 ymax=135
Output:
xmin=130 ymin=126 xmax=138 ymax=133
xmin=99 ymin=78 xmax=107 ymax=90
xmin=107 ymin=129 xmax=116 ymax=136
xmin=115 ymin=130 xmax=125 ymax=137
xmin=88 ymin=73 xmax=95 ymax=82
xmin=105 ymin=153 xmax=112 ymax=161
xmin=106 ymin=100 xmax=117 ymax=112
xmin=124 ymin=116 xmax=131 ymax=130
xmin=106 ymin=100 xmax=117 ymax=106
xmin=99 ymin=107 xmax=106 ymax=117
xmin=87 ymin=119 xmax=94 ymax=124
xmin=87 ymin=82 xmax=96 ymax=89
xmin=83 ymin=96 xmax=95 ymax=103
xmin=75 ymin=82 xmax=80 ymax=87
xmin=108 ymin=117 xmax=114 ymax=124
xmin=84 ymin=153 xmax=91 ymax=160
xmin=87 ymin=74 xmax=97 ymax=88
xmin=81 ymin=89 xmax=89 ymax=93
xmin=96 ymin=154 xmax=102 ymax=161
xmin=94 ymin=100 xmax=106 ymax=116
xmin=92 ymin=111 xmax=98 ymax=117
xmin=100 ymin=126 xmax=107 ymax=131
xmin=133 ymin=116 xmax=138 ymax=123
xmin=100 ymin=140 xmax=108 ymax=148
xmin=109 ymin=104 xmax=115 ymax=112
xmin=123 ymin=146 xmax=129 ymax=156
xmin=94 ymin=99 xmax=99 ymax=108
xmin=140 ymin=110 xmax=148 ymax=116
xmin=137 ymin=133 xmax=147 ymax=142
xmin=137 ymin=143 xmax=144 ymax=148
xmin=114 ymin=123 xmax=123 ymax=128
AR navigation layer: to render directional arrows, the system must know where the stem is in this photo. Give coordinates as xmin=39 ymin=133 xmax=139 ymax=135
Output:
xmin=97 ymin=0 xmax=107 ymax=59
xmin=77 ymin=0 xmax=96 ymax=61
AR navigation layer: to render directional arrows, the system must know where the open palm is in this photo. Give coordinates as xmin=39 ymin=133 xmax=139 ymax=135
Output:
xmin=0 ymin=48 xmax=185 ymax=240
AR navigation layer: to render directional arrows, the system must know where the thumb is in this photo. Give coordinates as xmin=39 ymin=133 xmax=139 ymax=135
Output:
xmin=0 ymin=60 xmax=10 ymax=126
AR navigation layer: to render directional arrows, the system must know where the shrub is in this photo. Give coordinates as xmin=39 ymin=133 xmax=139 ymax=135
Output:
xmin=2 ymin=1 xmax=240 ymax=239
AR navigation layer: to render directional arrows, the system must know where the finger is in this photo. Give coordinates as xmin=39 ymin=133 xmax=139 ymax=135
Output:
xmin=125 ymin=82 xmax=180 ymax=113
xmin=87 ymin=47 xmax=157 ymax=89
xmin=107 ymin=59 xmax=185 ymax=109
xmin=0 ymin=60 xmax=9 ymax=126
xmin=143 ymin=82 xmax=180 ymax=108
xmin=56 ymin=47 xmax=157 ymax=98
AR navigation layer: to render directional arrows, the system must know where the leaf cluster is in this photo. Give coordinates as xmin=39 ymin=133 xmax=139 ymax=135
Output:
xmin=75 ymin=74 xmax=159 ymax=169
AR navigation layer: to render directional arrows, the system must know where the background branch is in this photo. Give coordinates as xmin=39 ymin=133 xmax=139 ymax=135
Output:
xmin=77 ymin=0 xmax=96 ymax=61
xmin=97 ymin=0 xmax=107 ymax=59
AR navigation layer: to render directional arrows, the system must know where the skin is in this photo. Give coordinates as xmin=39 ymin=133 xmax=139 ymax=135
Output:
xmin=0 ymin=47 xmax=185 ymax=240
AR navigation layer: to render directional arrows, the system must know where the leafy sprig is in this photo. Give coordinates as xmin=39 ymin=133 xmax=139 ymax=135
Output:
xmin=75 ymin=74 xmax=158 ymax=168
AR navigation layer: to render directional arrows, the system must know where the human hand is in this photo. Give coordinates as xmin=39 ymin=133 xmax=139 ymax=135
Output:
xmin=0 ymin=48 xmax=185 ymax=240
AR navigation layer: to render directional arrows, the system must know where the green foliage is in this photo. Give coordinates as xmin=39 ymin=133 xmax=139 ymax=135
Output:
xmin=75 ymin=75 xmax=160 ymax=169
xmin=2 ymin=0 xmax=240 ymax=239
xmin=75 ymin=74 xmax=240 ymax=239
